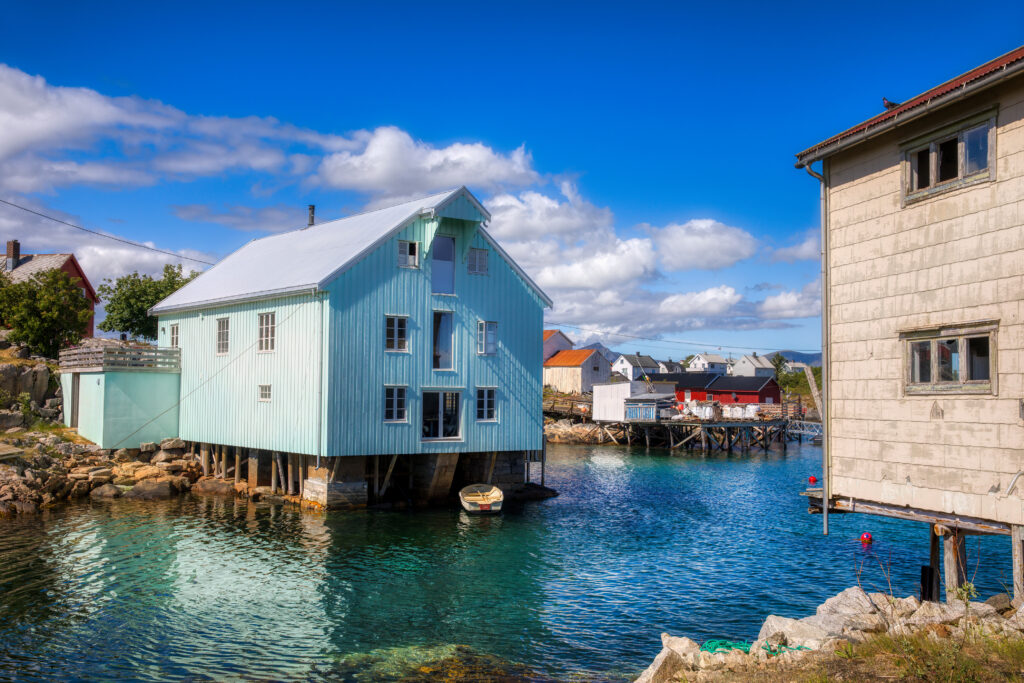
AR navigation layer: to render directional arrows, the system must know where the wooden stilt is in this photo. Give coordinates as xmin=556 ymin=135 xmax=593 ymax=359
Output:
xmin=943 ymin=530 xmax=967 ymax=600
xmin=541 ymin=444 xmax=546 ymax=487
xmin=1013 ymin=525 xmax=1024 ymax=603
xmin=486 ymin=452 xmax=498 ymax=484
xmin=234 ymin=448 xmax=241 ymax=485
xmin=928 ymin=525 xmax=941 ymax=602
xmin=603 ymin=426 xmax=620 ymax=445
xmin=330 ymin=456 xmax=341 ymax=481
xmin=300 ymin=454 xmax=306 ymax=496
xmin=275 ymin=452 xmax=287 ymax=494
xmin=380 ymin=453 xmax=399 ymax=495
xmin=270 ymin=455 xmax=278 ymax=494
xmin=248 ymin=449 xmax=259 ymax=490
xmin=287 ymin=453 xmax=295 ymax=495
xmin=220 ymin=445 xmax=228 ymax=478
xmin=700 ymin=427 xmax=708 ymax=452
xmin=644 ymin=427 xmax=650 ymax=449
xmin=201 ymin=443 xmax=210 ymax=477
xmin=373 ymin=454 xmax=380 ymax=500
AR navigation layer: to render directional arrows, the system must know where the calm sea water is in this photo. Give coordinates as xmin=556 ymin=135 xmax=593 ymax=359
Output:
xmin=0 ymin=442 xmax=1013 ymax=681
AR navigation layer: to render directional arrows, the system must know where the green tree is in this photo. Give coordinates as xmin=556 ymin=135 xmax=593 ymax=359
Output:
xmin=0 ymin=270 xmax=92 ymax=358
xmin=97 ymin=264 xmax=198 ymax=340
xmin=769 ymin=353 xmax=789 ymax=378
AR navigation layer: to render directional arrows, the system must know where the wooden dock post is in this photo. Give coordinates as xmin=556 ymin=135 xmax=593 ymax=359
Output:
xmin=287 ymin=453 xmax=295 ymax=495
xmin=700 ymin=427 xmax=708 ymax=452
xmin=248 ymin=449 xmax=259 ymax=490
xmin=943 ymin=529 xmax=967 ymax=599
xmin=927 ymin=525 xmax=941 ymax=602
xmin=1013 ymin=525 xmax=1024 ymax=603
xmin=234 ymin=448 xmax=241 ymax=485
xmin=270 ymin=455 xmax=278 ymax=494
xmin=200 ymin=443 xmax=210 ymax=477
xmin=541 ymin=444 xmax=546 ymax=487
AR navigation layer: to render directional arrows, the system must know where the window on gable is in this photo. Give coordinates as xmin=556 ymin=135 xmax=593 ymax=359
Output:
xmin=398 ymin=240 xmax=419 ymax=268
xmin=258 ymin=384 xmax=272 ymax=402
xmin=476 ymin=388 xmax=496 ymax=421
xmin=384 ymin=386 xmax=407 ymax=422
xmin=169 ymin=324 xmax=179 ymax=349
xmin=258 ymin=312 xmax=275 ymax=352
xmin=904 ymin=117 xmax=994 ymax=201
xmin=431 ymin=236 xmax=455 ymax=294
xmin=385 ymin=316 xmax=408 ymax=351
xmin=468 ymin=248 xmax=488 ymax=275
xmin=476 ymin=320 xmax=497 ymax=355
xmin=903 ymin=322 xmax=996 ymax=394
xmin=216 ymin=318 xmax=229 ymax=355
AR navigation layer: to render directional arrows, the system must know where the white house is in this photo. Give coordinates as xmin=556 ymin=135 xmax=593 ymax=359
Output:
xmin=687 ymin=353 xmax=729 ymax=374
xmin=543 ymin=329 xmax=573 ymax=362
xmin=612 ymin=353 xmax=660 ymax=380
xmin=731 ymin=354 xmax=775 ymax=377
xmin=657 ymin=358 xmax=685 ymax=373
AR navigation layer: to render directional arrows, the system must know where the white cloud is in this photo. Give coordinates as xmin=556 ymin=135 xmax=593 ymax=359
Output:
xmin=773 ymin=230 xmax=820 ymax=262
xmin=759 ymin=279 xmax=822 ymax=319
xmin=172 ymin=204 xmax=304 ymax=233
xmin=487 ymin=181 xmax=613 ymax=242
xmin=317 ymin=126 xmax=538 ymax=197
xmin=647 ymin=219 xmax=757 ymax=271
xmin=658 ymin=286 xmax=741 ymax=317
xmin=533 ymin=238 xmax=657 ymax=290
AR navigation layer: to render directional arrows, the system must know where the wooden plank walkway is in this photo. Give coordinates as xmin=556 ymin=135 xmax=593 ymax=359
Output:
xmin=0 ymin=443 xmax=25 ymax=461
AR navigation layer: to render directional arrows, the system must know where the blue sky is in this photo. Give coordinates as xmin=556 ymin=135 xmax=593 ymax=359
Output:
xmin=2 ymin=1 xmax=1022 ymax=358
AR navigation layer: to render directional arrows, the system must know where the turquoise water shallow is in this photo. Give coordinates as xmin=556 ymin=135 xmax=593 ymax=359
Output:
xmin=0 ymin=442 xmax=1014 ymax=681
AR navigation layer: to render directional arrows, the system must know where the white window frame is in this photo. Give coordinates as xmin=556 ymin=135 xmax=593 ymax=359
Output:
xmin=901 ymin=321 xmax=997 ymax=396
xmin=468 ymin=248 xmax=489 ymax=275
xmin=476 ymin=387 xmax=497 ymax=422
xmin=258 ymin=312 xmax=275 ymax=352
xmin=384 ymin=385 xmax=407 ymax=422
xmin=398 ymin=240 xmax=419 ymax=268
xmin=216 ymin=317 xmax=229 ymax=355
xmin=422 ymin=390 xmax=462 ymax=441
xmin=902 ymin=111 xmax=996 ymax=205
xmin=169 ymin=324 xmax=179 ymax=349
xmin=385 ymin=315 xmax=408 ymax=352
xmin=258 ymin=384 xmax=272 ymax=402
xmin=476 ymin=320 xmax=497 ymax=355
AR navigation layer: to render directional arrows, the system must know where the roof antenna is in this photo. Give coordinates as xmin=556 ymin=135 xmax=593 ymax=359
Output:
xmin=307 ymin=204 xmax=315 ymax=227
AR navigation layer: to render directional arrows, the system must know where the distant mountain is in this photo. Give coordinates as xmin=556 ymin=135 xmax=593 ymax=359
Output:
xmin=771 ymin=350 xmax=822 ymax=367
xmin=579 ymin=342 xmax=618 ymax=363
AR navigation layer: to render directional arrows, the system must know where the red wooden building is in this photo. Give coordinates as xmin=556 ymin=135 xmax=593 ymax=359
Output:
xmin=3 ymin=240 xmax=98 ymax=336
xmin=705 ymin=376 xmax=781 ymax=404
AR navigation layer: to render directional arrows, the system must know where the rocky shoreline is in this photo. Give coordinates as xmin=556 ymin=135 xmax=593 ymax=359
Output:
xmin=635 ymin=585 xmax=1024 ymax=681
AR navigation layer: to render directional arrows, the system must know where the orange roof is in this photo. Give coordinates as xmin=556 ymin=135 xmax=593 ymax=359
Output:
xmin=544 ymin=349 xmax=596 ymax=367
xmin=543 ymin=329 xmax=558 ymax=341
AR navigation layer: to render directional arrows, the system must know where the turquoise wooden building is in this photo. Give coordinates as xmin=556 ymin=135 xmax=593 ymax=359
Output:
xmin=149 ymin=187 xmax=550 ymax=506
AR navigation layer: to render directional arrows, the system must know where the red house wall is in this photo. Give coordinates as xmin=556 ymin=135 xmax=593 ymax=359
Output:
xmin=59 ymin=258 xmax=97 ymax=337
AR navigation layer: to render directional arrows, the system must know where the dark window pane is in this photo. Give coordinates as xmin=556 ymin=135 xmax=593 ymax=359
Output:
xmin=966 ymin=336 xmax=990 ymax=381
xmin=423 ymin=392 xmax=439 ymax=438
xmin=442 ymin=392 xmax=460 ymax=437
xmin=937 ymin=339 xmax=959 ymax=382
xmin=433 ymin=312 xmax=453 ymax=369
xmin=938 ymin=138 xmax=959 ymax=182
xmin=965 ymin=125 xmax=988 ymax=175
xmin=915 ymin=149 xmax=931 ymax=190
xmin=910 ymin=341 xmax=931 ymax=383
xmin=431 ymin=236 xmax=455 ymax=294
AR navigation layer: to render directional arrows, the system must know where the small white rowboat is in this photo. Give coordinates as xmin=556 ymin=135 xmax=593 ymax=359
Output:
xmin=459 ymin=484 xmax=503 ymax=514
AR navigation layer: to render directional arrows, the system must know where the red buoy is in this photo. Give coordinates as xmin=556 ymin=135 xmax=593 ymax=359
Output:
xmin=860 ymin=532 xmax=873 ymax=544
xmin=808 ymin=475 xmax=818 ymax=485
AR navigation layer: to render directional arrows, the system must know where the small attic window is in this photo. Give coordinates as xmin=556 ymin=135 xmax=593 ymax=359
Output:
xmin=468 ymin=248 xmax=488 ymax=275
xmin=903 ymin=115 xmax=994 ymax=203
xmin=398 ymin=241 xmax=419 ymax=268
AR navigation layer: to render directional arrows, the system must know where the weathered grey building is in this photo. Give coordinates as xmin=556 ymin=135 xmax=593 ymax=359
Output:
xmin=796 ymin=46 xmax=1024 ymax=600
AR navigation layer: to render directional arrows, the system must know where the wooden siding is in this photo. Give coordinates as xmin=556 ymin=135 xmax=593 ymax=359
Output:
xmin=323 ymin=216 xmax=544 ymax=456
xmin=824 ymin=78 xmax=1024 ymax=524
xmin=157 ymin=293 xmax=327 ymax=455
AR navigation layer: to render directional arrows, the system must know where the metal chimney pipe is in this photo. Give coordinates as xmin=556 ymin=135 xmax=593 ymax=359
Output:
xmin=307 ymin=205 xmax=315 ymax=227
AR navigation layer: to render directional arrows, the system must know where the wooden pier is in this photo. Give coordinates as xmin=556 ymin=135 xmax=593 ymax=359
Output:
xmin=592 ymin=418 xmax=789 ymax=452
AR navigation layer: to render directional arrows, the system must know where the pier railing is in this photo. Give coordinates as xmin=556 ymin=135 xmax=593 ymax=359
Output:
xmin=59 ymin=346 xmax=181 ymax=373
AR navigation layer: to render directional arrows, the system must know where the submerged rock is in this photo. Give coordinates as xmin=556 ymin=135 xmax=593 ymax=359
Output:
xmin=124 ymin=480 xmax=176 ymax=500
xmin=90 ymin=484 xmax=121 ymax=499
xmin=192 ymin=478 xmax=236 ymax=496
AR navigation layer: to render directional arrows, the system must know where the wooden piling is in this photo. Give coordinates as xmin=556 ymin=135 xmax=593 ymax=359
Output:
xmin=287 ymin=453 xmax=295 ymax=495
xmin=248 ymin=449 xmax=259 ymax=490
xmin=234 ymin=448 xmax=241 ymax=485
xmin=200 ymin=443 xmax=210 ymax=477
xmin=1013 ymin=525 xmax=1024 ymax=603
xmin=943 ymin=530 xmax=967 ymax=599
xmin=270 ymin=455 xmax=278 ymax=494
xmin=928 ymin=525 xmax=941 ymax=602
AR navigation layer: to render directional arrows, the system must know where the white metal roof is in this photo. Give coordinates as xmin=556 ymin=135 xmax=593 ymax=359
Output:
xmin=152 ymin=187 xmax=550 ymax=314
